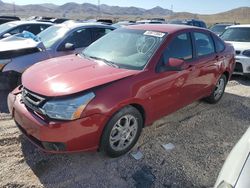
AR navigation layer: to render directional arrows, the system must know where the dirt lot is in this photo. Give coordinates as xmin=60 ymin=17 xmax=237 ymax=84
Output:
xmin=0 ymin=76 xmax=250 ymax=188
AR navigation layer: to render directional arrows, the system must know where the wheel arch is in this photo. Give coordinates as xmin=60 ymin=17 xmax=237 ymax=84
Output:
xmin=223 ymin=71 xmax=230 ymax=82
xmin=130 ymin=103 xmax=146 ymax=127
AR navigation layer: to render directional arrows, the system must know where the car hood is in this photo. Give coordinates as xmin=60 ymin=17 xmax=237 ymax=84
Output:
xmin=226 ymin=41 xmax=250 ymax=51
xmin=0 ymin=36 xmax=44 ymax=52
xmin=22 ymin=54 xmax=140 ymax=97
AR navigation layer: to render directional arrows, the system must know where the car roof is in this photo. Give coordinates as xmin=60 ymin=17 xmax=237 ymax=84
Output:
xmin=6 ymin=20 xmax=53 ymax=26
xmin=227 ymin=24 xmax=250 ymax=28
xmin=126 ymin=24 xmax=205 ymax=34
xmin=58 ymin=21 xmax=115 ymax=30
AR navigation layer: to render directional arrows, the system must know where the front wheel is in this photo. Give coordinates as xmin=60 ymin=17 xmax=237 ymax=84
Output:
xmin=205 ymin=74 xmax=227 ymax=104
xmin=100 ymin=106 xmax=143 ymax=158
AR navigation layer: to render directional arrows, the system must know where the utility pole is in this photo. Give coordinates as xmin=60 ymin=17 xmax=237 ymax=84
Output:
xmin=13 ymin=2 xmax=16 ymax=16
xmin=98 ymin=0 xmax=100 ymax=19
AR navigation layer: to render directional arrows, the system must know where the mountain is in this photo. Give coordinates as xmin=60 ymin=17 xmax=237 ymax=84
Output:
xmin=0 ymin=1 xmax=172 ymax=17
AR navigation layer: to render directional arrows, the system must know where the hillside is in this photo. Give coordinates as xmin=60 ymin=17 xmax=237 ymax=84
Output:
xmin=167 ymin=7 xmax=250 ymax=25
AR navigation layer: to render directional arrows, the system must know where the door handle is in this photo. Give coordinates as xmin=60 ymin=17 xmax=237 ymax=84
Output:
xmin=182 ymin=64 xmax=195 ymax=71
xmin=215 ymin=55 xmax=225 ymax=60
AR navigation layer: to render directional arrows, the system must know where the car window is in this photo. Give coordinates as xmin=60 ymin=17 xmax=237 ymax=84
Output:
xmin=38 ymin=25 xmax=69 ymax=49
xmin=194 ymin=32 xmax=215 ymax=57
xmin=23 ymin=25 xmax=43 ymax=35
xmin=193 ymin=22 xmax=200 ymax=27
xmin=214 ymin=36 xmax=225 ymax=52
xmin=8 ymin=24 xmax=47 ymax=35
xmin=82 ymin=28 xmax=165 ymax=70
xmin=164 ymin=33 xmax=193 ymax=62
xmin=8 ymin=26 xmax=21 ymax=35
xmin=91 ymin=28 xmax=113 ymax=42
xmin=63 ymin=28 xmax=92 ymax=48
xmin=40 ymin=24 xmax=51 ymax=32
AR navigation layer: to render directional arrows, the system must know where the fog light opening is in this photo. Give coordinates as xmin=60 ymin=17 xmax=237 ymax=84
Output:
xmin=42 ymin=142 xmax=66 ymax=151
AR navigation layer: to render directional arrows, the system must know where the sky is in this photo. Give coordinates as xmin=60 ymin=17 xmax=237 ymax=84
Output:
xmin=2 ymin=0 xmax=250 ymax=14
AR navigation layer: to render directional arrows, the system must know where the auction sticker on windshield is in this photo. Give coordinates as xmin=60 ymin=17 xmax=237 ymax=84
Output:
xmin=144 ymin=31 xmax=165 ymax=38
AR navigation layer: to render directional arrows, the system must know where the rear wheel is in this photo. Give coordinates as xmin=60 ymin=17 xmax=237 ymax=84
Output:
xmin=100 ymin=106 xmax=143 ymax=158
xmin=205 ymin=74 xmax=227 ymax=104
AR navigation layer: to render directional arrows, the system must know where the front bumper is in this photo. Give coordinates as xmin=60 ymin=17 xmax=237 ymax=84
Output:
xmin=8 ymin=92 xmax=109 ymax=153
xmin=233 ymin=55 xmax=250 ymax=75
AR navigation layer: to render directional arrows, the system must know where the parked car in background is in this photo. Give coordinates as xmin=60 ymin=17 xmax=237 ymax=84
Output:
xmin=8 ymin=24 xmax=235 ymax=157
xmin=97 ymin=19 xmax=113 ymax=25
xmin=51 ymin=18 xmax=70 ymax=24
xmin=151 ymin=18 xmax=165 ymax=22
xmin=112 ymin=21 xmax=136 ymax=28
xmin=169 ymin=19 xmax=207 ymax=28
xmin=36 ymin=17 xmax=70 ymax=24
xmin=0 ymin=16 xmax=20 ymax=25
xmin=0 ymin=21 xmax=52 ymax=39
xmin=136 ymin=19 xmax=165 ymax=24
xmin=0 ymin=22 xmax=115 ymax=88
xmin=210 ymin=23 xmax=237 ymax=36
xmin=220 ymin=25 xmax=250 ymax=78
xmin=214 ymin=126 xmax=250 ymax=188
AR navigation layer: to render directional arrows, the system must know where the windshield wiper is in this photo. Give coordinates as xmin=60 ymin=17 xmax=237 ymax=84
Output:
xmin=88 ymin=55 xmax=119 ymax=68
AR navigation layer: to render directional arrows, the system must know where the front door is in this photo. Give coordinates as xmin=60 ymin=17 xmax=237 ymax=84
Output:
xmin=145 ymin=32 xmax=196 ymax=121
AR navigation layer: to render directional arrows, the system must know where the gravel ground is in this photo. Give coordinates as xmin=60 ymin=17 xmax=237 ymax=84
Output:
xmin=0 ymin=76 xmax=249 ymax=188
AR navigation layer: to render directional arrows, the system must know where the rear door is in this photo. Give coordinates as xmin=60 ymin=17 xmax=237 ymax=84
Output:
xmin=185 ymin=31 xmax=218 ymax=99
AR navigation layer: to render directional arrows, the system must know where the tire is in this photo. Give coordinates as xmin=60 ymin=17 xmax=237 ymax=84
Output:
xmin=9 ymin=73 xmax=21 ymax=90
xmin=205 ymin=74 xmax=227 ymax=104
xmin=100 ymin=105 xmax=143 ymax=158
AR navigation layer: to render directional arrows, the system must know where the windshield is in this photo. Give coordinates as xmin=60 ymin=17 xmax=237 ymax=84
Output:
xmin=221 ymin=27 xmax=250 ymax=42
xmin=0 ymin=22 xmax=16 ymax=33
xmin=210 ymin=25 xmax=228 ymax=34
xmin=37 ymin=25 xmax=69 ymax=49
xmin=82 ymin=28 xmax=166 ymax=70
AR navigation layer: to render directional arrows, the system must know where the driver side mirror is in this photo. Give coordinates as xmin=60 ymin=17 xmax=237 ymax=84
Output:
xmin=2 ymin=33 xmax=11 ymax=38
xmin=168 ymin=58 xmax=184 ymax=68
xmin=63 ymin=43 xmax=75 ymax=51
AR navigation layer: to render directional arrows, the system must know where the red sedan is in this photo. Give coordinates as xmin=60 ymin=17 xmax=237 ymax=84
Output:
xmin=8 ymin=24 xmax=235 ymax=157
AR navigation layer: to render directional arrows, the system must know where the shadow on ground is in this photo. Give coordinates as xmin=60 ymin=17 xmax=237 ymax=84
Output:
xmin=0 ymin=89 xmax=10 ymax=114
xmin=230 ymin=75 xmax=250 ymax=86
xmin=19 ymin=91 xmax=250 ymax=188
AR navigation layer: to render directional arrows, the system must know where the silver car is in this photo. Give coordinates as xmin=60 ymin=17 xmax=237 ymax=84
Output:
xmin=0 ymin=21 xmax=52 ymax=39
xmin=0 ymin=22 xmax=115 ymax=89
xmin=215 ymin=126 xmax=250 ymax=188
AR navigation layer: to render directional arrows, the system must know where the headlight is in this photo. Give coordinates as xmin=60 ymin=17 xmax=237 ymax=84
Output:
xmin=242 ymin=50 xmax=250 ymax=57
xmin=217 ymin=181 xmax=233 ymax=188
xmin=0 ymin=59 xmax=12 ymax=70
xmin=42 ymin=92 xmax=95 ymax=120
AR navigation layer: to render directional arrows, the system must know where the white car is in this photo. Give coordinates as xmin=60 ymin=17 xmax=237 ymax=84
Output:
xmin=214 ymin=126 xmax=250 ymax=188
xmin=220 ymin=25 xmax=250 ymax=78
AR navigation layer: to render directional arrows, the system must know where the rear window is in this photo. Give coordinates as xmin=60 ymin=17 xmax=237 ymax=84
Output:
xmin=213 ymin=36 xmax=225 ymax=52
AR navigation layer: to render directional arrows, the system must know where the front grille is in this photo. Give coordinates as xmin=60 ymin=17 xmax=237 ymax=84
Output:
xmin=234 ymin=62 xmax=243 ymax=73
xmin=21 ymin=88 xmax=46 ymax=114
xmin=235 ymin=50 xmax=241 ymax=55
